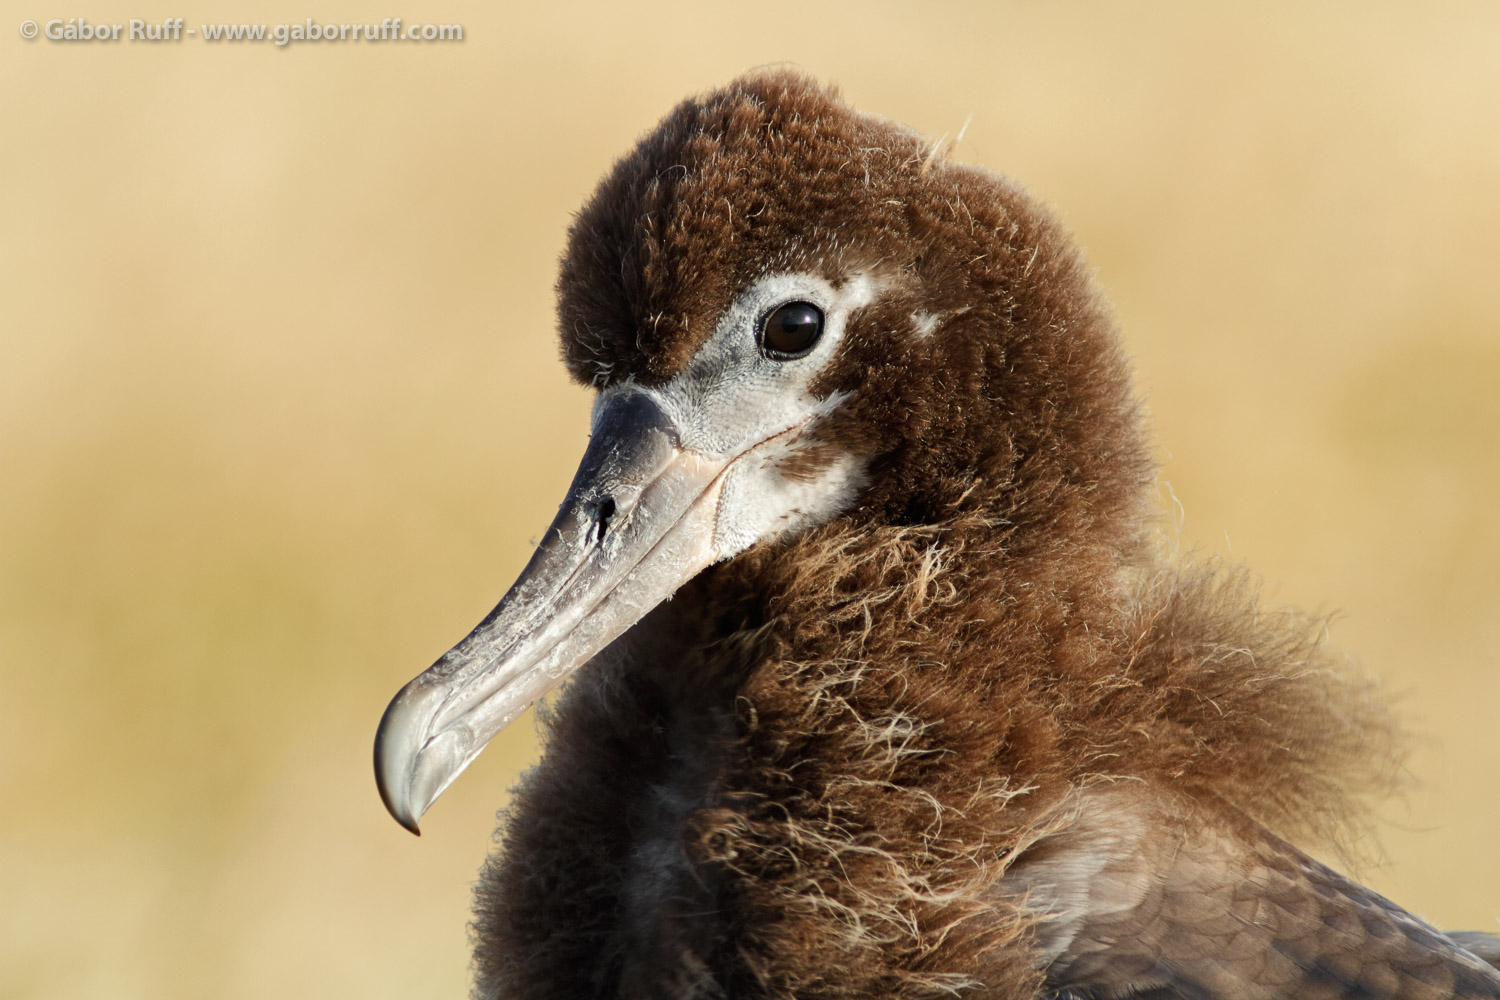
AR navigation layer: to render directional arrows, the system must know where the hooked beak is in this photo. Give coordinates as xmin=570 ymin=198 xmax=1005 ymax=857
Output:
xmin=374 ymin=392 xmax=736 ymax=833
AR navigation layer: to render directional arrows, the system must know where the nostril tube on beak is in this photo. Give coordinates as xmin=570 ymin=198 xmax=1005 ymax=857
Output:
xmin=595 ymin=496 xmax=616 ymax=542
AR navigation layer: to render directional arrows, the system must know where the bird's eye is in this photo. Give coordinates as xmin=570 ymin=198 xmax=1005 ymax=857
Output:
xmin=761 ymin=301 xmax=824 ymax=359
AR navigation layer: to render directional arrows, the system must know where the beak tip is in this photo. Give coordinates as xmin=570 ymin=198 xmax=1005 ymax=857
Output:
xmin=376 ymin=762 xmax=426 ymax=835
xmin=375 ymin=681 xmax=436 ymax=835
xmin=375 ymin=757 xmax=423 ymax=835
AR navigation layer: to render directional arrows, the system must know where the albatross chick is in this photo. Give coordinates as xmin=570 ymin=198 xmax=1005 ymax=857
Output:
xmin=376 ymin=72 xmax=1500 ymax=1000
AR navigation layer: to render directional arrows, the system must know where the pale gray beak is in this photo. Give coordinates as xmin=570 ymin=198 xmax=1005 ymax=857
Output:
xmin=374 ymin=393 xmax=730 ymax=833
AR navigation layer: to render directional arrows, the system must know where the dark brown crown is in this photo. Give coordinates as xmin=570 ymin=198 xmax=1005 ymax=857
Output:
xmin=558 ymin=70 xmax=1153 ymax=550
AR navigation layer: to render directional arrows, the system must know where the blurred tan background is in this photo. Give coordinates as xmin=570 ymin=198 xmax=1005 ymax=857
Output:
xmin=3 ymin=2 xmax=1497 ymax=996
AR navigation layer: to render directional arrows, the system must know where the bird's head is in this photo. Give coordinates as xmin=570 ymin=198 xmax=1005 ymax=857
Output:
xmin=375 ymin=71 xmax=1151 ymax=832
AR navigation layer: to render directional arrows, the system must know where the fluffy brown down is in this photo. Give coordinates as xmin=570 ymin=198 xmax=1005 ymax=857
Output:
xmin=472 ymin=72 xmax=1402 ymax=999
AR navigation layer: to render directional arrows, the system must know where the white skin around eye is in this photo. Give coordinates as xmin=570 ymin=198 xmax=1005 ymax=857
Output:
xmin=590 ymin=271 xmax=878 ymax=559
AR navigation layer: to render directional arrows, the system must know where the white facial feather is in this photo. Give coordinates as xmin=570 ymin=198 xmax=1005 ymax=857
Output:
xmin=911 ymin=310 xmax=940 ymax=338
xmin=591 ymin=271 xmax=876 ymax=561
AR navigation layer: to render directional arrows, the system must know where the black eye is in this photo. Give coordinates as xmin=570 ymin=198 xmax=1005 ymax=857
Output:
xmin=761 ymin=301 xmax=824 ymax=359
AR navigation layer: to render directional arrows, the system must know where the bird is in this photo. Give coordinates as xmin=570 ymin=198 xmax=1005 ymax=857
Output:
xmin=374 ymin=71 xmax=1500 ymax=999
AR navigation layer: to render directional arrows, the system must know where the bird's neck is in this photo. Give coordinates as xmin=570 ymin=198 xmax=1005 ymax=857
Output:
xmin=688 ymin=485 xmax=1149 ymax=684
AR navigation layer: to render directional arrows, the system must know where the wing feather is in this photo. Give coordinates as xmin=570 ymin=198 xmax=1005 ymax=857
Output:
xmin=1005 ymin=787 xmax=1500 ymax=1000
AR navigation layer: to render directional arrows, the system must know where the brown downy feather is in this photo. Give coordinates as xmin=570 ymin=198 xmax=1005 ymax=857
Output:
xmin=472 ymin=71 xmax=1407 ymax=999
xmin=474 ymin=523 xmax=1401 ymax=998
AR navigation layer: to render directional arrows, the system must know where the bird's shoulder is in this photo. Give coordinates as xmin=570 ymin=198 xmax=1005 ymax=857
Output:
xmin=1004 ymin=784 xmax=1500 ymax=1000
